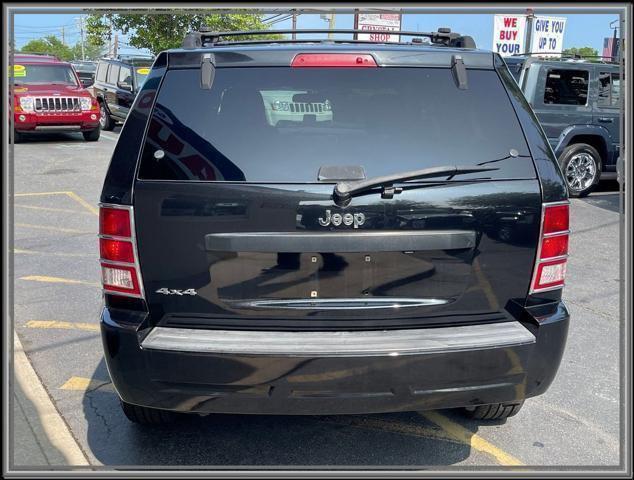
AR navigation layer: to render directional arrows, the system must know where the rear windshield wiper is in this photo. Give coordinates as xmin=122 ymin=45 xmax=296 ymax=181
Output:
xmin=332 ymin=165 xmax=498 ymax=206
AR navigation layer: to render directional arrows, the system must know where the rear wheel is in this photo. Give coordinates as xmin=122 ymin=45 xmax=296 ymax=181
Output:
xmin=83 ymin=127 xmax=101 ymax=142
xmin=463 ymin=401 xmax=524 ymax=420
xmin=99 ymin=102 xmax=115 ymax=131
xmin=13 ymin=130 xmax=24 ymax=144
xmin=120 ymin=400 xmax=175 ymax=425
xmin=559 ymin=143 xmax=601 ymax=197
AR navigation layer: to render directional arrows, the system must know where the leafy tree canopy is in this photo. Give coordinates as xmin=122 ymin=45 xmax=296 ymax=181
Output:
xmin=20 ymin=35 xmax=73 ymax=60
xmin=562 ymin=47 xmax=599 ymax=58
xmin=85 ymin=12 xmax=282 ymax=55
xmin=19 ymin=35 xmax=104 ymax=61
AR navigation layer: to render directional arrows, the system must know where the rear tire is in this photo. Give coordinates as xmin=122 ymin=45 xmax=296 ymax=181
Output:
xmin=13 ymin=130 xmax=24 ymax=144
xmin=99 ymin=102 xmax=115 ymax=131
xmin=463 ymin=401 xmax=524 ymax=420
xmin=120 ymin=400 xmax=175 ymax=425
xmin=559 ymin=143 xmax=601 ymax=198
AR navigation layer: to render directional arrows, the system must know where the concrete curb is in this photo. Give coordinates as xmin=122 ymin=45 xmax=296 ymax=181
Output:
xmin=13 ymin=331 xmax=90 ymax=467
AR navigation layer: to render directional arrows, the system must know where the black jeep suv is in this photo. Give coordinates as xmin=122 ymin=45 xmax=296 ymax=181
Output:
xmin=93 ymin=54 xmax=154 ymax=131
xmin=99 ymin=29 xmax=570 ymax=425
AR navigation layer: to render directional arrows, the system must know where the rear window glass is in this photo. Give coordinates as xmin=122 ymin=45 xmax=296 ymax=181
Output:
xmin=138 ymin=67 xmax=534 ymax=182
xmin=107 ymin=64 xmax=120 ymax=85
xmin=543 ymin=69 xmax=589 ymax=106
xmin=96 ymin=63 xmax=108 ymax=82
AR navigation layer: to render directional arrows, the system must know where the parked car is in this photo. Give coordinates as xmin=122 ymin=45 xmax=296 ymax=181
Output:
xmin=92 ymin=54 xmax=154 ymax=131
xmin=507 ymin=56 xmax=621 ymax=197
xmin=99 ymin=28 xmax=570 ymax=425
xmin=71 ymin=60 xmax=97 ymax=87
xmin=11 ymin=54 xmax=100 ymax=142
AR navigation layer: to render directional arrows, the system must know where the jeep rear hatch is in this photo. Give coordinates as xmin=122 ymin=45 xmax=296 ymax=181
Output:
xmin=131 ymin=62 xmax=543 ymax=330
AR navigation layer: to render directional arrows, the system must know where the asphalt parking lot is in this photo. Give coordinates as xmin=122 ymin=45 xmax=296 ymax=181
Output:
xmin=11 ymin=129 xmax=623 ymax=468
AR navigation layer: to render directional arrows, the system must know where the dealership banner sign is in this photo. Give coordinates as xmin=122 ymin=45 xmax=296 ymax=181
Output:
xmin=356 ymin=13 xmax=401 ymax=43
xmin=529 ymin=16 xmax=566 ymax=57
xmin=493 ymin=14 xmax=527 ymax=56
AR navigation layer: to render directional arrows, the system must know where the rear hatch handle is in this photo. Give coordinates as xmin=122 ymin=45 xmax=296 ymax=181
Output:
xmin=206 ymin=230 xmax=476 ymax=253
xmin=332 ymin=165 xmax=498 ymax=206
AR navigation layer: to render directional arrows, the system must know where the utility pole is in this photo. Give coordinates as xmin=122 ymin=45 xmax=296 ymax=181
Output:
xmin=61 ymin=26 xmax=65 ymax=45
xmin=328 ymin=13 xmax=335 ymax=39
xmin=524 ymin=8 xmax=535 ymax=55
xmin=76 ymin=16 xmax=85 ymax=60
xmin=292 ymin=10 xmax=297 ymax=40
xmin=113 ymin=33 xmax=118 ymax=57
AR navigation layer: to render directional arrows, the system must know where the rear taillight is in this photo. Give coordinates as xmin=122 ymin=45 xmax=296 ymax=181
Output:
xmin=291 ymin=53 xmax=377 ymax=68
xmin=530 ymin=202 xmax=569 ymax=293
xmin=99 ymin=204 xmax=144 ymax=298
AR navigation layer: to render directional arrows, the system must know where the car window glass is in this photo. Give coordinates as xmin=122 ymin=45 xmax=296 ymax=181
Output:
xmin=12 ymin=65 xmax=78 ymax=86
xmin=610 ymin=73 xmax=620 ymax=107
xmin=598 ymin=72 xmax=611 ymax=106
xmin=543 ymin=69 xmax=589 ymax=106
xmin=118 ymin=66 xmax=132 ymax=86
xmin=139 ymin=67 xmax=534 ymax=182
xmin=96 ymin=63 xmax=108 ymax=82
xmin=107 ymin=64 xmax=120 ymax=85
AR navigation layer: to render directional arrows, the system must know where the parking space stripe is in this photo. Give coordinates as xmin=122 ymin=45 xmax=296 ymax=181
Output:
xmin=14 ymin=248 xmax=93 ymax=257
xmin=421 ymin=411 xmax=524 ymax=466
xmin=20 ymin=275 xmax=100 ymax=287
xmin=60 ymin=377 xmax=111 ymax=392
xmin=14 ymin=191 xmax=74 ymax=197
xmin=319 ymin=416 xmax=463 ymax=445
xmin=14 ymin=191 xmax=99 ymax=217
xmin=65 ymin=191 xmax=99 ymax=217
xmin=25 ymin=320 xmax=100 ymax=332
xmin=15 ymin=204 xmax=93 ymax=215
xmin=16 ymin=222 xmax=92 ymax=234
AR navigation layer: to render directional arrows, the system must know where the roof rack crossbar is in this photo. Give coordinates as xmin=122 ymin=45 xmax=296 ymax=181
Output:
xmin=182 ymin=28 xmax=475 ymax=49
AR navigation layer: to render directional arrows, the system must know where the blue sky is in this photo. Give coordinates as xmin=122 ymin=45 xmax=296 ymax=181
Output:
xmin=12 ymin=11 xmax=620 ymax=55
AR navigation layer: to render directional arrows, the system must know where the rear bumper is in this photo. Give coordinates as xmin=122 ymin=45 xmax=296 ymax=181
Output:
xmin=14 ymin=111 xmax=99 ymax=132
xmin=101 ymin=302 xmax=569 ymax=415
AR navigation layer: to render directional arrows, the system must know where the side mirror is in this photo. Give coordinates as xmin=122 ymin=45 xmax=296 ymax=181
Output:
xmin=118 ymin=81 xmax=133 ymax=92
xmin=81 ymin=78 xmax=94 ymax=88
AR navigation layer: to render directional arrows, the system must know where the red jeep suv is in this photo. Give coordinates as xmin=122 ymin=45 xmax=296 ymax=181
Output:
xmin=11 ymin=54 xmax=101 ymax=142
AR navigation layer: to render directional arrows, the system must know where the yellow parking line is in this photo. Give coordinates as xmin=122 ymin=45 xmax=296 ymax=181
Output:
xmin=14 ymin=204 xmax=93 ymax=215
xmin=320 ymin=416 xmax=462 ymax=445
xmin=421 ymin=410 xmax=524 ymax=466
xmin=16 ymin=223 xmax=91 ymax=234
xmin=65 ymin=191 xmax=99 ymax=217
xmin=14 ymin=190 xmax=99 ymax=217
xmin=20 ymin=275 xmax=100 ymax=288
xmin=14 ymin=191 xmax=72 ymax=197
xmin=14 ymin=248 xmax=93 ymax=257
xmin=25 ymin=320 xmax=99 ymax=332
xmin=60 ymin=376 xmax=111 ymax=392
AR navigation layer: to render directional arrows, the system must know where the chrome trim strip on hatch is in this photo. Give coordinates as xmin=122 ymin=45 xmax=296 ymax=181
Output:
xmin=141 ymin=321 xmax=536 ymax=357
xmin=228 ymin=297 xmax=448 ymax=310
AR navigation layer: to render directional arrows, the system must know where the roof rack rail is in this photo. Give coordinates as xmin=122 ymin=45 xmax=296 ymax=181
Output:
xmin=512 ymin=52 xmax=619 ymax=64
xmin=182 ymin=28 xmax=476 ymax=49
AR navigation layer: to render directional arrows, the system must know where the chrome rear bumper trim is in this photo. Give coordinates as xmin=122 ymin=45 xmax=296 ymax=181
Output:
xmin=141 ymin=322 xmax=535 ymax=357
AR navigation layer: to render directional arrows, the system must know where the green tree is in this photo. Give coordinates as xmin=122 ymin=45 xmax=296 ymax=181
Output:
xmin=20 ymin=35 xmax=74 ymax=60
xmin=562 ymin=47 xmax=599 ymax=58
xmin=86 ymin=12 xmax=282 ymax=55
xmin=71 ymin=42 xmax=104 ymax=61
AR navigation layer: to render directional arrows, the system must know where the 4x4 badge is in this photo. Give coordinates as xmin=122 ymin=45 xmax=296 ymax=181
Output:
xmin=318 ymin=209 xmax=365 ymax=228
xmin=156 ymin=288 xmax=197 ymax=296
